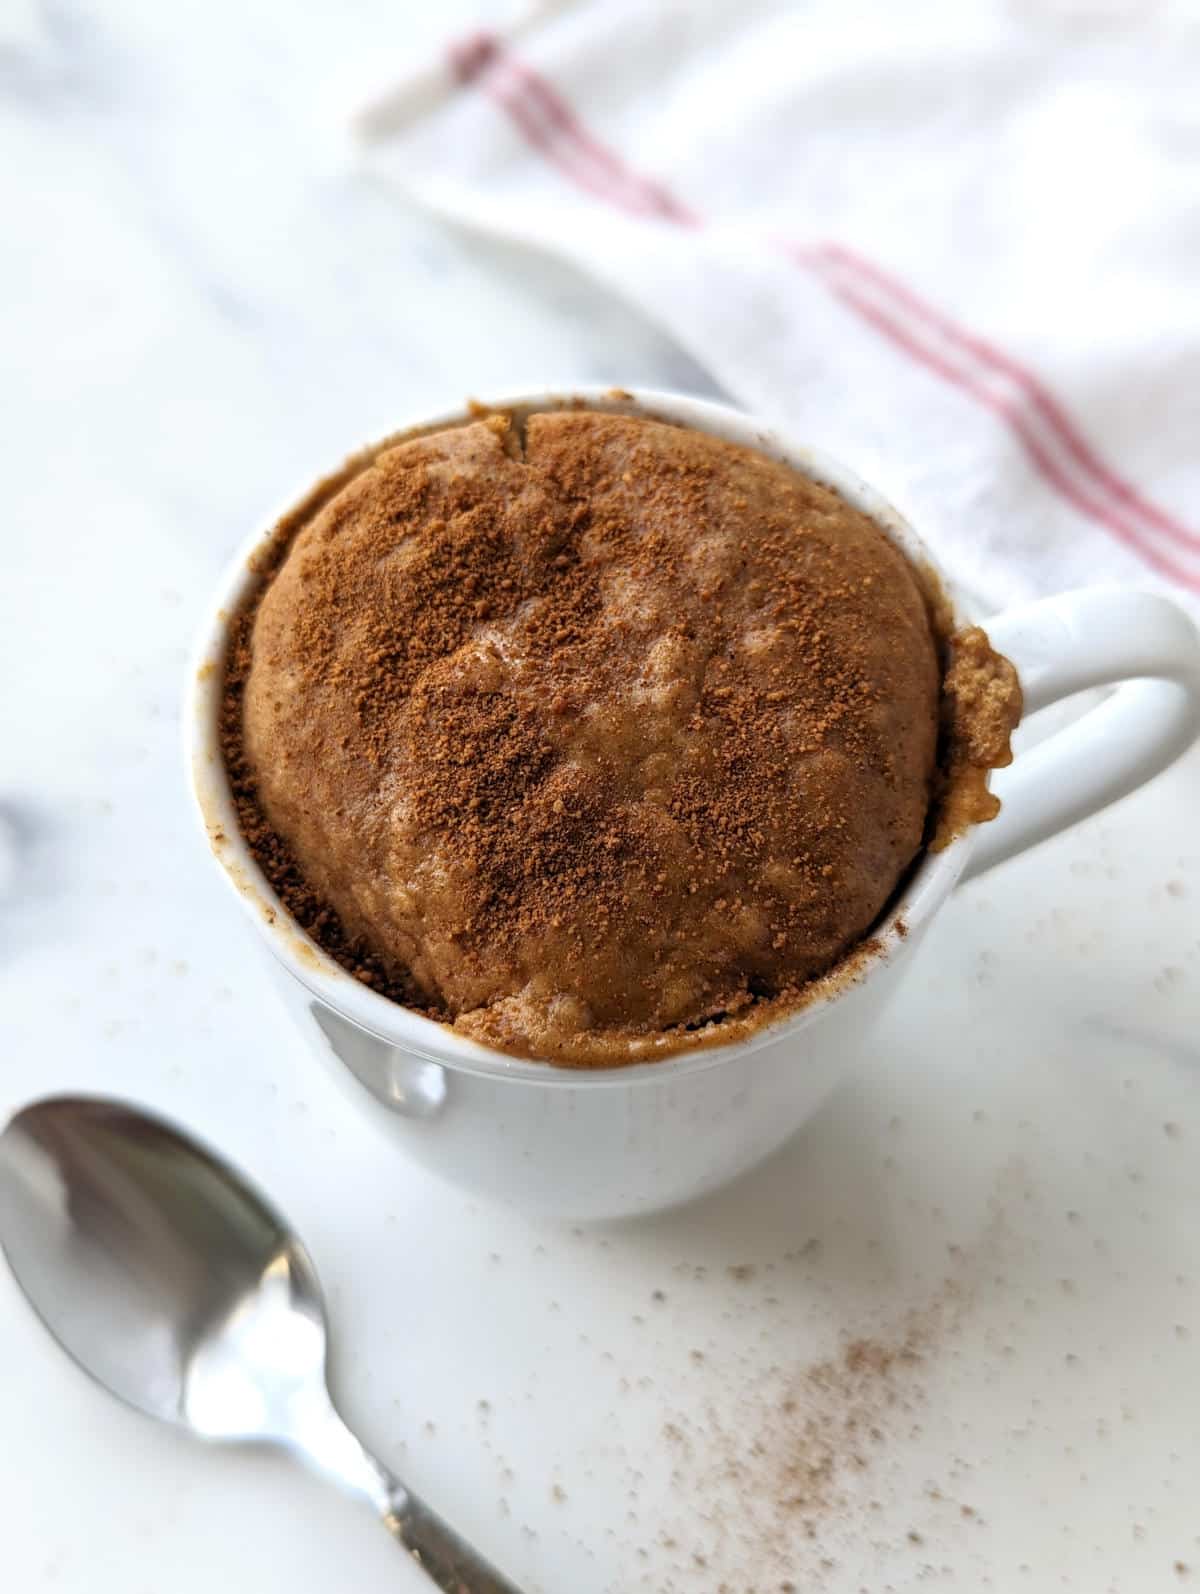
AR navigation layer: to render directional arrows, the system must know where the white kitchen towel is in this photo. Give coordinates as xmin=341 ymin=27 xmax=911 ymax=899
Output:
xmin=355 ymin=0 xmax=1200 ymax=612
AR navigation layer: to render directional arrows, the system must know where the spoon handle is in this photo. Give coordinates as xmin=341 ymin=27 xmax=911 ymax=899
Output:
xmin=384 ymin=1485 xmax=530 ymax=1594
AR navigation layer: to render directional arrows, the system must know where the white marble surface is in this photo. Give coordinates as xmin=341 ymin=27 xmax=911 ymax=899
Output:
xmin=3 ymin=4 xmax=1200 ymax=1591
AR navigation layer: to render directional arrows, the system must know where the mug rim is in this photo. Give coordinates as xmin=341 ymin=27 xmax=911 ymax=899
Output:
xmin=186 ymin=386 xmax=976 ymax=1089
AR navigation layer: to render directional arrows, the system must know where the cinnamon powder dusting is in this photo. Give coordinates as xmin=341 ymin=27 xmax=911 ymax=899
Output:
xmin=219 ymin=408 xmax=1019 ymax=1066
xmin=647 ymin=1283 xmax=972 ymax=1590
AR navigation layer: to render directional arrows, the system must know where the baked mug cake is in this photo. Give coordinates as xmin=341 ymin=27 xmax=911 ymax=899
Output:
xmin=192 ymin=390 xmax=1200 ymax=1214
xmin=218 ymin=405 xmax=1021 ymax=1067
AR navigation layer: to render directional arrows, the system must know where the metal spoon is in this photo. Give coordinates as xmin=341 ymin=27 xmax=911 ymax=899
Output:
xmin=0 ymin=1095 xmax=526 ymax=1593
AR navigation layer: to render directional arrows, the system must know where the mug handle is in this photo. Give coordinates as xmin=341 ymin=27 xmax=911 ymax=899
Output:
xmin=959 ymin=588 xmax=1200 ymax=884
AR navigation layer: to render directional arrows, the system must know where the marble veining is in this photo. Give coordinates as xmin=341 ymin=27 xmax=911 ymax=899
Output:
xmin=2 ymin=4 xmax=1199 ymax=1591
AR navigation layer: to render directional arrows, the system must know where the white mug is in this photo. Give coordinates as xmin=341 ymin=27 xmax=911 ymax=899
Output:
xmin=186 ymin=389 xmax=1200 ymax=1221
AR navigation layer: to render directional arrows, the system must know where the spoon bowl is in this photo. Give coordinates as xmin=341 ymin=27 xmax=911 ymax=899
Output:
xmin=0 ymin=1097 xmax=323 ymax=1433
